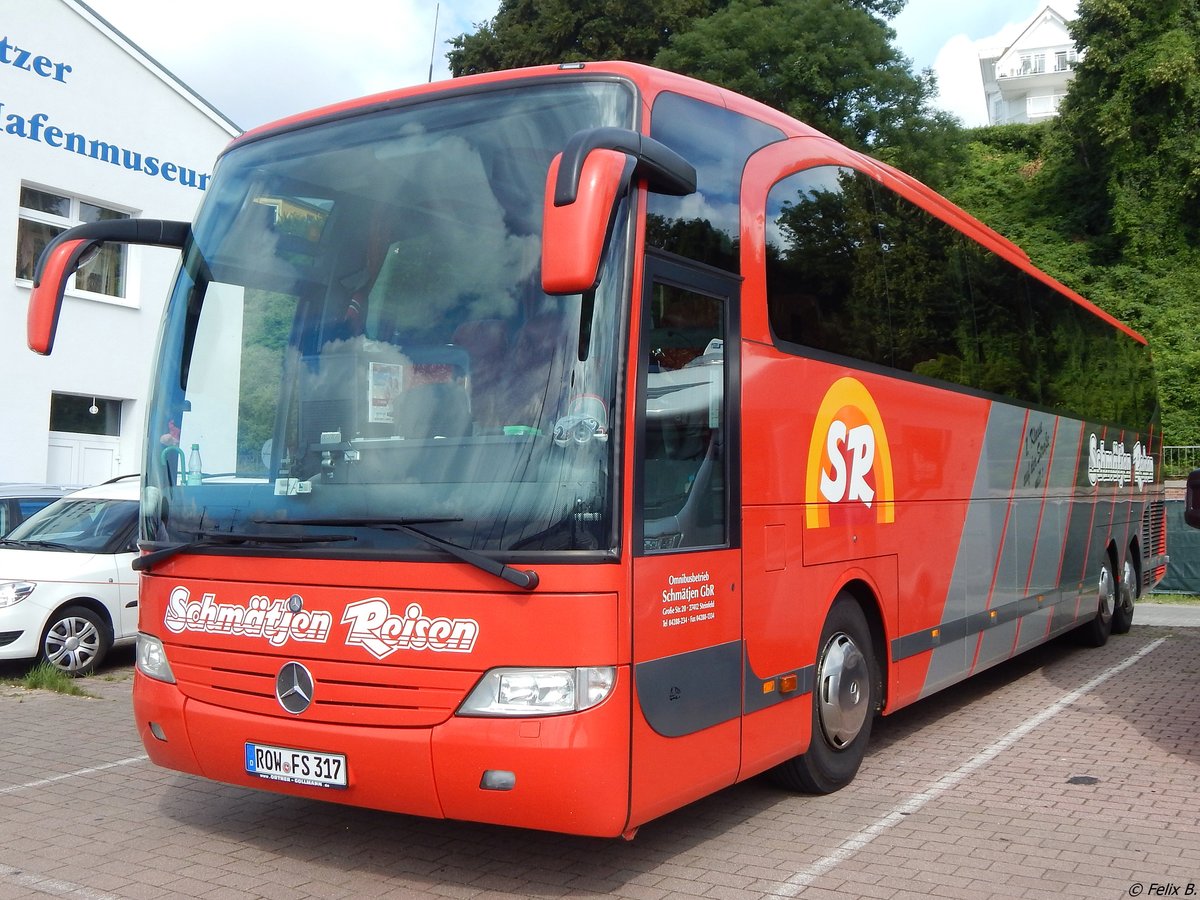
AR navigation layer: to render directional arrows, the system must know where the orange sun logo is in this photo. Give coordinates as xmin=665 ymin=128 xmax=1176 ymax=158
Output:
xmin=805 ymin=377 xmax=895 ymax=529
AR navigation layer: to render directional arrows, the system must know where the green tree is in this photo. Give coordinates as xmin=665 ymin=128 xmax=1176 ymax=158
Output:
xmin=1045 ymin=0 xmax=1200 ymax=261
xmin=1034 ymin=0 xmax=1200 ymax=442
xmin=449 ymin=0 xmax=961 ymax=185
xmin=448 ymin=0 xmax=725 ymax=75
xmin=652 ymin=0 xmax=962 ymax=186
xmin=944 ymin=110 xmax=1200 ymax=443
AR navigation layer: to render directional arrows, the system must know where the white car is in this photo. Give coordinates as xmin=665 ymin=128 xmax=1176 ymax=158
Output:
xmin=0 ymin=482 xmax=81 ymax=536
xmin=0 ymin=476 xmax=140 ymax=676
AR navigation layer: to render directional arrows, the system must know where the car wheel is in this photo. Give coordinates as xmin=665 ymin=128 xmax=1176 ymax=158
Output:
xmin=41 ymin=606 xmax=110 ymax=677
xmin=769 ymin=594 xmax=878 ymax=794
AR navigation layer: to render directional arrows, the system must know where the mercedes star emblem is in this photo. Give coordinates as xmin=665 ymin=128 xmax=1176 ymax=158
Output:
xmin=275 ymin=661 xmax=315 ymax=715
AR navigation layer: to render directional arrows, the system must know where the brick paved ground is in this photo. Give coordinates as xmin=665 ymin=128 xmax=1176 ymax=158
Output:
xmin=1 ymin=617 xmax=1197 ymax=900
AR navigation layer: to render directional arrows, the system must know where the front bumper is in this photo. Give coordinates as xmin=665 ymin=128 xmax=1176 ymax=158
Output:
xmin=133 ymin=668 xmax=632 ymax=837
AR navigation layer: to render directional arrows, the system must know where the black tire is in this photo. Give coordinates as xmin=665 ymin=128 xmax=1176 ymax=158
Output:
xmin=1075 ymin=556 xmax=1116 ymax=648
xmin=770 ymin=594 xmax=879 ymax=794
xmin=1111 ymin=553 xmax=1137 ymax=635
xmin=40 ymin=605 xmax=110 ymax=677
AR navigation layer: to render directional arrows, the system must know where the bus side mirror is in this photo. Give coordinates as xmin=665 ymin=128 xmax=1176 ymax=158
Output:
xmin=541 ymin=149 xmax=632 ymax=295
xmin=541 ymin=127 xmax=696 ymax=296
xmin=28 ymin=219 xmax=190 ymax=355
xmin=1186 ymin=469 xmax=1200 ymax=529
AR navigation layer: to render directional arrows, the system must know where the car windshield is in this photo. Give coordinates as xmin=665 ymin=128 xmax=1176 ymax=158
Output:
xmin=143 ymin=79 xmax=635 ymax=558
xmin=7 ymin=496 xmax=138 ymax=553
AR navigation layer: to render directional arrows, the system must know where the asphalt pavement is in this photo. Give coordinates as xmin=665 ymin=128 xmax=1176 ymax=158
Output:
xmin=1133 ymin=600 xmax=1200 ymax=626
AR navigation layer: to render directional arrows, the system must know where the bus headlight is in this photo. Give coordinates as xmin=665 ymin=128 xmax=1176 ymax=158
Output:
xmin=458 ymin=666 xmax=615 ymax=716
xmin=136 ymin=633 xmax=176 ymax=684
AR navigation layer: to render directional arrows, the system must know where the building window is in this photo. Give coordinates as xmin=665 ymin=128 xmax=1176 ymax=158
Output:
xmin=1028 ymin=95 xmax=1054 ymax=117
xmin=1027 ymin=93 xmax=1066 ymax=118
xmin=1054 ymin=49 xmax=1078 ymax=72
xmin=49 ymin=393 xmax=121 ymax=437
xmin=1018 ymin=53 xmax=1047 ymax=75
xmin=15 ymin=186 xmax=130 ymax=299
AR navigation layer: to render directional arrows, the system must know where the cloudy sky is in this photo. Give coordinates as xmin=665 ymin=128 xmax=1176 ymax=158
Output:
xmin=84 ymin=0 xmax=1076 ymax=131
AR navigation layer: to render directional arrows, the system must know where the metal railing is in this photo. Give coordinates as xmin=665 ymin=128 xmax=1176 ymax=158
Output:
xmin=1163 ymin=446 xmax=1200 ymax=479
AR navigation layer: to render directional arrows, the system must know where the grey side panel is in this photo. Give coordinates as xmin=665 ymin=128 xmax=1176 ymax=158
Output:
xmin=635 ymin=640 xmax=742 ymax=737
xmin=1015 ymin=419 xmax=1084 ymax=652
xmin=922 ymin=403 xmax=1025 ymax=696
xmin=977 ymin=410 xmax=1058 ymax=670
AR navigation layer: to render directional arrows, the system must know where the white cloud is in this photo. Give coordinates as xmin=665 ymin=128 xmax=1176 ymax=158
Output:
xmin=931 ymin=34 xmax=988 ymax=127
xmin=85 ymin=0 xmax=500 ymax=129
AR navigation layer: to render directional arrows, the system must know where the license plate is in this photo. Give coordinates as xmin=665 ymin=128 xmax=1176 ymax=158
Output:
xmin=245 ymin=742 xmax=347 ymax=789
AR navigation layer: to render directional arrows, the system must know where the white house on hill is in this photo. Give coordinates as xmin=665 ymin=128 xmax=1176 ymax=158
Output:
xmin=979 ymin=6 xmax=1079 ymax=126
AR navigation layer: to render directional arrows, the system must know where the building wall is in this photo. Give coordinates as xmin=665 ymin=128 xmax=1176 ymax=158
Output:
xmin=0 ymin=0 xmax=237 ymax=483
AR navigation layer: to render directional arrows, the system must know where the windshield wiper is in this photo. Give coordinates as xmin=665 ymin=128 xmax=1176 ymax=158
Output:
xmin=5 ymin=538 xmax=75 ymax=551
xmin=276 ymin=516 xmax=540 ymax=591
xmin=132 ymin=529 xmax=356 ymax=572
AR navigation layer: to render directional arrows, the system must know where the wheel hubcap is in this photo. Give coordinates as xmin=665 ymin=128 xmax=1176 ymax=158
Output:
xmin=45 ymin=617 xmax=100 ymax=674
xmin=1121 ymin=559 xmax=1137 ymax=612
xmin=816 ymin=631 xmax=869 ymax=749
xmin=1097 ymin=565 xmax=1115 ymax=625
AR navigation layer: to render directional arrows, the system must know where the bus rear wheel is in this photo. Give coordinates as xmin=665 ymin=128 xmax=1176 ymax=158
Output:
xmin=1112 ymin=554 xmax=1137 ymax=635
xmin=1076 ymin=556 xmax=1116 ymax=647
xmin=770 ymin=594 xmax=878 ymax=794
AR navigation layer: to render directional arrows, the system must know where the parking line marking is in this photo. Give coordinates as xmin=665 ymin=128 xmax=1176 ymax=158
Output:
xmin=0 ymin=754 xmax=148 ymax=796
xmin=771 ymin=637 xmax=1167 ymax=897
xmin=0 ymin=864 xmax=120 ymax=899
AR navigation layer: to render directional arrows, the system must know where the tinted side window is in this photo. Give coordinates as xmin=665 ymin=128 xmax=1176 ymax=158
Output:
xmin=763 ymin=165 xmax=1158 ymax=430
xmin=765 ymin=167 xmax=889 ymax=364
xmin=1029 ymin=277 xmax=1157 ymax=427
xmin=960 ymin=241 xmax=1041 ymax=405
xmin=648 ymin=92 xmax=784 ymax=272
xmin=870 ymin=186 xmax=974 ymax=380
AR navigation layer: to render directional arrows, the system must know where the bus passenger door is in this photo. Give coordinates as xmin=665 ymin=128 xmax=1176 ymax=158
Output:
xmin=630 ymin=251 xmax=742 ymax=827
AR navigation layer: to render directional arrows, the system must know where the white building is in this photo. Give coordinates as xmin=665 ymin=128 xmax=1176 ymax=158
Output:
xmin=1 ymin=0 xmax=238 ymax=484
xmin=980 ymin=5 xmax=1079 ymax=126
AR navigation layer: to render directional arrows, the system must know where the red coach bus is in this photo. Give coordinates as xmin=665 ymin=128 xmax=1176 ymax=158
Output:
xmin=29 ymin=62 xmax=1166 ymax=838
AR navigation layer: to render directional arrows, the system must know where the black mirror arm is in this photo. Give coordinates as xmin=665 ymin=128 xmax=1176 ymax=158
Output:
xmin=32 ymin=219 xmax=190 ymax=286
xmin=554 ymin=126 xmax=696 ymax=206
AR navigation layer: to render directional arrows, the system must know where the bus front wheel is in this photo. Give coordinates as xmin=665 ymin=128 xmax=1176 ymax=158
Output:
xmin=770 ymin=594 xmax=878 ymax=794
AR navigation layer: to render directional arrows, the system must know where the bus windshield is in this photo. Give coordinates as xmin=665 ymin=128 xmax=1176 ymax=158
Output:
xmin=143 ymin=80 xmax=635 ymax=558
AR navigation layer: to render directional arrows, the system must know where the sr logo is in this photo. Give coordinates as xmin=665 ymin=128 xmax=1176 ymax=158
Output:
xmin=806 ymin=377 xmax=895 ymax=529
xmin=819 ymin=420 xmax=877 ymax=507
